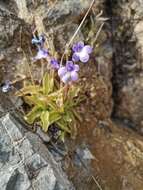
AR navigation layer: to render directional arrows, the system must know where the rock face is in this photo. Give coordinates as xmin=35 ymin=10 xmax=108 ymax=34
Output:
xmin=11 ymin=0 xmax=94 ymax=49
xmin=0 ymin=3 xmax=30 ymax=82
xmin=0 ymin=7 xmax=19 ymax=49
xmin=0 ymin=114 xmax=74 ymax=190
xmin=111 ymin=0 xmax=143 ymax=131
xmin=1 ymin=0 xmax=143 ymax=189
xmin=14 ymin=0 xmax=93 ymax=24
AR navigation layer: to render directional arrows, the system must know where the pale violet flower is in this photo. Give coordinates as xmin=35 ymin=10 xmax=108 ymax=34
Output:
xmin=50 ymin=58 xmax=60 ymax=69
xmin=32 ymin=34 xmax=48 ymax=61
xmin=72 ymin=41 xmax=93 ymax=63
xmin=34 ymin=48 xmax=48 ymax=60
xmin=58 ymin=61 xmax=79 ymax=84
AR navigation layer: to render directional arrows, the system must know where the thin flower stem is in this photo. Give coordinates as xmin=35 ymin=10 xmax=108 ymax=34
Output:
xmin=93 ymin=22 xmax=104 ymax=74
xmin=64 ymin=84 xmax=69 ymax=101
xmin=40 ymin=59 xmax=44 ymax=82
xmin=67 ymin=0 xmax=95 ymax=48
xmin=60 ymin=0 xmax=95 ymax=66
xmin=93 ymin=22 xmax=104 ymax=45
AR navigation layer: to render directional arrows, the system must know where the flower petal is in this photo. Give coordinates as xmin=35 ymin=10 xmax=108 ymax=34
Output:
xmin=35 ymin=49 xmax=48 ymax=60
xmin=84 ymin=45 xmax=93 ymax=54
xmin=58 ymin=67 xmax=67 ymax=77
xmin=74 ymin=64 xmax=79 ymax=71
xmin=71 ymin=71 xmax=78 ymax=81
xmin=50 ymin=58 xmax=59 ymax=69
xmin=72 ymin=41 xmax=84 ymax=52
xmin=61 ymin=72 xmax=71 ymax=83
xmin=66 ymin=61 xmax=74 ymax=71
xmin=72 ymin=53 xmax=80 ymax=62
xmin=32 ymin=38 xmax=39 ymax=44
xmin=79 ymin=53 xmax=89 ymax=63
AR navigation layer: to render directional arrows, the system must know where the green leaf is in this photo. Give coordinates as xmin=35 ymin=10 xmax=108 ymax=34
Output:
xmin=68 ymin=86 xmax=80 ymax=100
xmin=64 ymin=111 xmax=77 ymax=138
xmin=72 ymin=109 xmax=82 ymax=122
xmin=49 ymin=111 xmax=62 ymax=125
xmin=24 ymin=95 xmax=46 ymax=108
xmin=56 ymin=120 xmax=71 ymax=133
xmin=48 ymin=101 xmax=59 ymax=110
xmin=68 ymin=111 xmax=77 ymax=139
xmin=40 ymin=111 xmax=50 ymax=132
xmin=46 ymin=87 xmax=65 ymax=100
xmin=74 ymin=95 xmax=86 ymax=106
xmin=59 ymin=131 xmax=65 ymax=142
xmin=25 ymin=106 xmax=42 ymax=124
xmin=64 ymin=86 xmax=80 ymax=108
xmin=63 ymin=112 xmax=72 ymax=123
xmin=43 ymin=72 xmax=54 ymax=95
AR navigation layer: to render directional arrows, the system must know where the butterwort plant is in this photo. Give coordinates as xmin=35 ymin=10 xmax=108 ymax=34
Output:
xmin=16 ymin=33 xmax=93 ymax=140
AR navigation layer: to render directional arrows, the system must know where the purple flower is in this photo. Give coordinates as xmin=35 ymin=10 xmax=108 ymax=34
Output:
xmin=32 ymin=34 xmax=45 ymax=47
xmin=72 ymin=41 xmax=93 ymax=63
xmin=58 ymin=61 xmax=79 ymax=84
xmin=34 ymin=48 xmax=48 ymax=60
xmin=50 ymin=58 xmax=60 ymax=69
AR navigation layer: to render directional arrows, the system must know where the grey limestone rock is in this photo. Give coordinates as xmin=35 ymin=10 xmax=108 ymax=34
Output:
xmin=0 ymin=114 xmax=74 ymax=190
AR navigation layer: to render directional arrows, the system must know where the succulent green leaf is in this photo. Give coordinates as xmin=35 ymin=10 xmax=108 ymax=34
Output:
xmin=40 ymin=111 xmax=50 ymax=132
xmin=59 ymin=131 xmax=65 ymax=142
xmin=43 ymin=72 xmax=54 ymax=95
xmin=25 ymin=106 xmax=42 ymax=124
xmin=63 ymin=112 xmax=72 ymax=123
xmin=49 ymin=111 xmax=62 ymax=125
xmin=24 ymin=95 xmax=47 ymax=108
xmin=68 ymin=86 xmax=80 ymax=99
xmin=56 ymin=120 xmax=71 ymax=133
